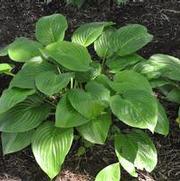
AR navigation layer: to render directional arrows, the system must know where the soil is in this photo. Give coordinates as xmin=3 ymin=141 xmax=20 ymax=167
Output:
xmin=0 ymin=0 xmax=180 ymax=181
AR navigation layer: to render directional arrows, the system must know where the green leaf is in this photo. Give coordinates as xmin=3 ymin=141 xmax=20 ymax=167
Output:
xmin=75 ymin=62 xmax=101 ymax=83
xmin=72 ymin=22 xmax=114 ymax=47
xmin=77 ymin=113 xmax=111 ymax=144
xmin=155 ymin=101 xmax=169 ymax=136
xmin=110 ymin=90 xmax=158 ymax=132
xmin=115 ymin=130 xmax=157 ymax=177
xmin=111 ymin=70 xmax=153 ymax=94
xmin=1 ymin=130 xmax=34 ymax=155
xmin=106 ymin=54 xmax=145 ymax=72
xmin=0 ymin=88 xmax=35 ymax=114
xmin=55 ymin=95 xmax=89 ymax=128
xmin=32 ymin=122 xmax=73 ymax=179
xmin=10 ymin=57 xmax=57 ymax=89
xmin=94 ymin=29 xmax=115 ymax=58
xmin=85 ymin=80 xmax=110 ymax=105
xmin=35 ymin=14 xmax=68 ymax=45
xmin=8 ymin=37 xmax=42 ymax=62
xmin=166 ymin=88 xmax=180 ymax=104
xmin=35 ymin=71 xmax=74 ymax=96
xmin=134 ymin=54 xmax=180 ymax=81
xmin=95 ymin=74 xmax=113 ymax=91
xmin=0 ymin=95 xmax=50 ymax=132
xmin=45 ymin=41 xmax=91 ymax=72
xmin=0 ymin=46 xmax=8 ymax=56
xmin=112 ymin=24 xmax=153 ymax=56
xmin=0 ymin=63 xmax=13 ymax=74
xmin=95 ymin=163 xmax=120 ymax=181
xmin=150 ymin=79 xmax=171 ymax=88
xmin=68 ymin=89 xmax=105 ymax=119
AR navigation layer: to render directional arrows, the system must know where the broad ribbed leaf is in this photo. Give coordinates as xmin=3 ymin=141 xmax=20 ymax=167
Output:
xmin=111 ymin=70 xmax=153 ymax=94
xmin=32 ymin=122 xmax=73 ymax=179
xmin=155 ymin=101 xmax=169 ymax=136
xmin=85 ymin=80 xmax=110 ymax=105
xmin=0 ymin=95 xmax=50 ymax=132
xmin=72 ymin=22 xmax=114 ymax=47
xmin=166 ymin=88 xmax=180 ymax=104
xmin=112 ymin=24 xmax=153 ymax=56
xmin=1 ymin=130 xmax=34 ymax=154
xmin=10 ymin=57 xmax=57 ymax=89
xmin=115 ymin=130 xmax=157 ymax=177
xmin=55 ymin=95 xmax=89 ymax=128
xmin=36 ymin=71 xmax=74 ymax=96
xmin=77 ymin=113 xmax=111 ymax=144
xmin=75 ymin=62 xmax=101 ymax=83
xmin=35 ymin=14 xmax=68 ymax=45
xmin=110 ymin=90 xmax=158 ymax=132
xmin=0 ymin=63 xmax=13 ymax=74
xmin=134 ymin=54 xmax=180 ymax=81
xmin=8 ymin=37 xmax=42 ymax=62
xmin=0 ymin=88 xmax=35 ymax=114
xmin=95 ymin=163 xmax=120 ymax=181
xmin=45 ymin=41 xmax=91 ymax=71
xmin=94 ymin=29 xmax=114 ymax=58
xmin=106 ymin=54 xmax=145 ymax=72
xmin=68 ymin=89 xmax=105 ymax=119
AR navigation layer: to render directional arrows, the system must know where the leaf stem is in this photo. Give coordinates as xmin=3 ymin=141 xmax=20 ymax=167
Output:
xmin=44 ymin=99 xmax=56 ymax=107
xmin=70 ymin=78 xmax=74 ymax=89
xmin=5 ymin=72 xmax=15 ymax=77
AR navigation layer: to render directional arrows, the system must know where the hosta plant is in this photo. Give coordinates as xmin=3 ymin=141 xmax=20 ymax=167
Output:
xmin=0 ymin=13 xmax=179 ymax=180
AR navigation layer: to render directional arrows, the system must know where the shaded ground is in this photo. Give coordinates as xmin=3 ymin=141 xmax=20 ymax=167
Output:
xmin=0 ymin=0 xmax=180 ymax=180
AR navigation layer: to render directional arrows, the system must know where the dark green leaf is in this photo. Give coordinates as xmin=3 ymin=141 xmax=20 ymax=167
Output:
xmin=106 ymin=54 xmax=145 ymax=73
xmin=134 ymin=54 xmax=180 ymax=81
xmin=0 ymin=88 xmax=35 ymax=114
xmin=115 ymin=130 xmax=157 ymax=177
xmin=72 ymin=22 xmax=114 ymax=47
xmin=166 ymin=88 xmax=180 ymax=104
xmin=94 ymin=29 xmax=115 ymax=58
xmin=0 ymin=95 xmax=50 ymax=132
xmin=111 ymin=70 xmax=153 ymax=94
xmin=155 ymin=101 xmax=169 ymax=136
xmin=75 ymin=62 xmax=101 ymax=83
xmin=68 ymin=89 xmax=105 ymax=119
xmin=1 ymin=130 xmax=34 ymax=154
xmin=110 ymin=90 xmax=158 ymax=132
xmin=95 ymin=163 xmax=120 ymax=181
xmin=10 ymin=57 xmax=57 ymax=89
xmin=112 ymin=24 xmax=153 ymax=56
xmin=32 ymin=122 xmax=73 ymax=179
xmin=55 ymin=95 xmax=89 ymax=128
xmin=8 ymin=37 xmax=42 ymax=62
xmin=45 ymin=41 xmax=91 ymax=72
xmin=77 ymin=113 xmax=111 ymax=144
xmin=35 ymin=14 xmax=68 ymax=45
xmin=35 ymin=71 xmax=74 ymax=96
xmin=85 ymin=80 xmax=110 ymax=105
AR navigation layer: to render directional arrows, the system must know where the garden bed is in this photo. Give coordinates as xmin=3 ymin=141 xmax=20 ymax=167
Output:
xmin=0 ymin=0 xmax=180 ymax=180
